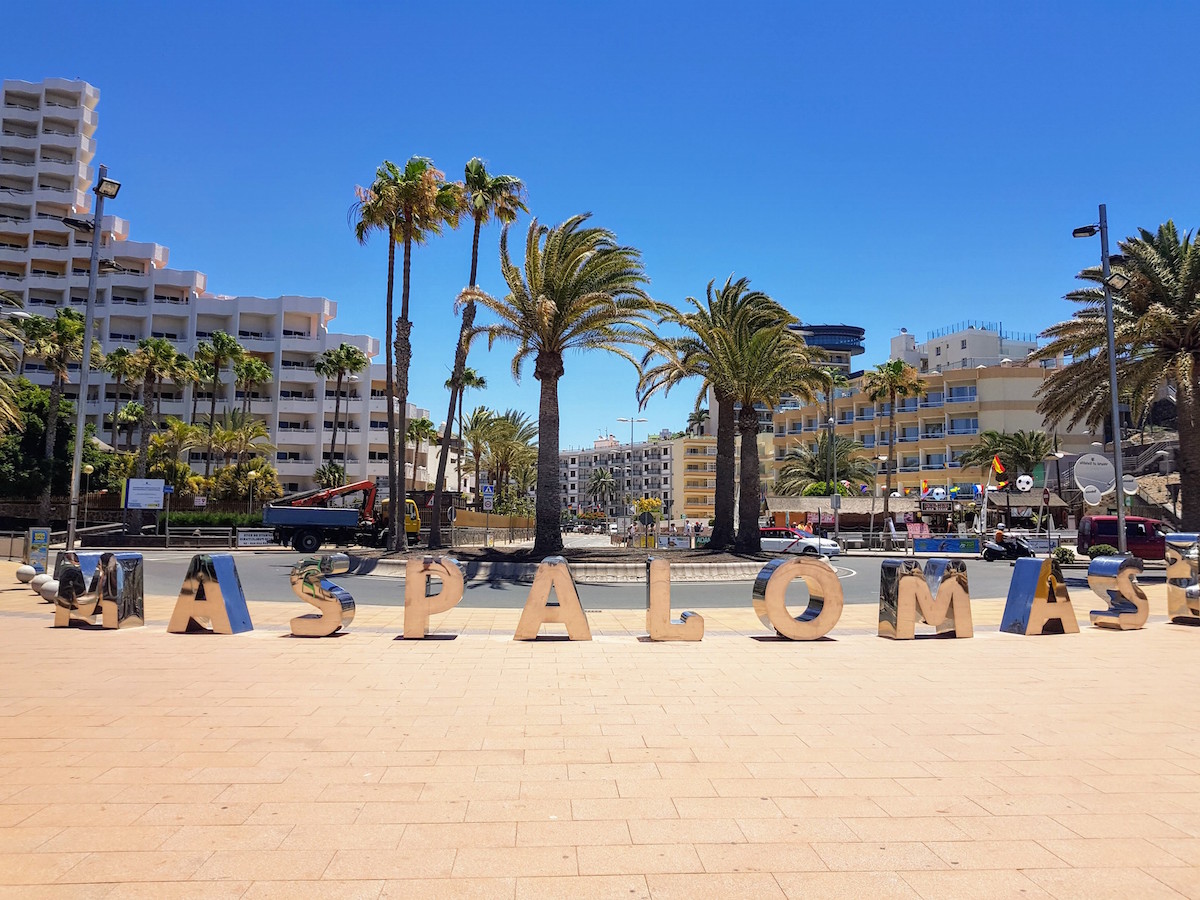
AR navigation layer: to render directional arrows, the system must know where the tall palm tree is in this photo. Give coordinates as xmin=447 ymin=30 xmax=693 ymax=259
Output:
xmin=776 ymin=433 xmax=876 ymax=496
xmin=405 ymin=416 xmax=438 ymax=494
xmin=26 ymin=309 xmax=94 ymax=523
xmin=233 ymin=356 xmax=273 ymax=417
xmin=483 ymin=409 xmax=538 ymax=495
xmin=101 ymin=346 xmax=136 ymax=450
xmin=587 ymin=466 xmax=617 ymax=512
xmin=1036 ymin=221 xmax=1200 ymax=527
xmin=313 ymin=342 xmax=369 ymax=480
xmin=116 ymin=401 xmax=143 ymax=453
xmin=816 ymin=366 xmax=850 ymax=486
xmin=0 ymin=290 xmax=25 ymax=432
xmin=863 ymin=358 xmax=925 ymax=526
xmin=958 ymin=430 xmax=1010 ymax=479
xmin=441 ymin=366 xmax=486 ymax=498
xmin=724 ymin=321 xmax=822 ymax=552
xmin=132 ymin=337 xmax=183 ymax=480
xmin=430 ymin=159 xmax=526 ymax=548
xmin=638 ymin=277 xmax=793 ymax=551
xmin=187 ymin=358 xmax=213 ymax=426
xmin=462 ymin=405 xmax=495 ymax=502
xmin=200 ymin=331 xmax=244 ymax=478
xmin=351 ymin=158 xmax=463 ymax=549
xmin=686 ymin=408 xmax=709 ymax=436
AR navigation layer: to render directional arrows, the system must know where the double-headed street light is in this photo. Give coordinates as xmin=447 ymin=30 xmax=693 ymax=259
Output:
xmin=616 ymin=415 xmax=646 ymax=532
xmin=64 ymin=166 xmax=120 ymax=550
xmin=1073 ymin=203 xmax=1127 ymax=553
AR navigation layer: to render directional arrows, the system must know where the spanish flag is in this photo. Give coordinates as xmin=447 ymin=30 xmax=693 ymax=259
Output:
xmin=992 ymin=455 xmax=1005 ymax=475
xmin=920 ymin=479 xmax=930 ymax=497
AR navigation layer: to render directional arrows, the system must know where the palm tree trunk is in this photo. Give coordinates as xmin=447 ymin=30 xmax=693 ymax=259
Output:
xmin=733 ymin=405 xmax=763 ymax=553
xmin=329 ymin=373 xmax=342 ymax=468
xmin=456 ymin=391 xmax=465 ymax=494
xmin=384 ymin=238 xmax=398 ymax=551
xmin=473 ymin=451 xmax=482 ymax=507
xmin=532 ymin=365 xmax=564 ymax=555
xmin=38 ymin=374 xmax=64 ymax=523
xmin=709 ymin=391 xmax=737 ymax=551
xmin=883 ymin=389 xmax=896 ymax=541
xmin=342 ymin=411 xmax=351 ymax=487
xmin=204 ymin=370 xmax=218 ymax=478
xmin=111 ymin=377 xmax=122 ymax=450
xmin=1177 ymin=389 xmax=1199 ymax=530
xmin=394 ymin=221 xmax=414 ymax=547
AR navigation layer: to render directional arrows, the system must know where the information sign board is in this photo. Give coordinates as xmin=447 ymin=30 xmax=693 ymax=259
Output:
xmin=236 ymin=529 xmax=275 ymax=548
xmin=124 ymin=478 xmax=165 ymax=510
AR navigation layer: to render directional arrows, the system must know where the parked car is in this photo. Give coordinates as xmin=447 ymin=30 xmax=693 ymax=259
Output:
xmin=759 ymin=526 xmax=840 ymax=556
xmin=1077 ymin=515 xmax=1166 ymax=559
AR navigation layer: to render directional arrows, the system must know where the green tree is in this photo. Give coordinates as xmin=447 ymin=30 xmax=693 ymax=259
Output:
xmin=102 ymin=346 xmax=137 ymax=449
xmin=131 ymin=337 xmax=184 ymax=480
xmin=0 ymin=379 xmax=74 ymax=500
xmin=313 ymin=462 xmax=345 ymax=490
xmin=466 ymin=215 xmax=662 ymax=553
xmin=448 ymin=367 xmax=486 ymax=497
xmin=313 ymin=342 xmax=369 ymax=481
xmin=638 ymin=277 xmax=794 ymax=551
xmin=776 ymin=433 xmax=876 ymax=496
xmin=863 ymin=359 xmax=925 ymax=526
xmin=351 ymin=157 xmax=463 ymax=550
xmin=1035 ymin=221 xmax=1200 ymax=527
xmin=405 ymin=416 xmax=438 ymax=494
xmin=0 ymin=290 xmax=25 ymax=432
xmin=815 ymin=366 xmax=850 ymax=486
xmin=149 ymin=417 xmax=203 ymax=493
xmin=431 ymin=159 xmax=526 ymax=548
xmin=462 ymin=405 xmax=496 ymax=502
xmin=483 ymin=409 xmax=538 ymax=496
xmin=586 ymin=466 xmax=617 ymax=513
xmin=198 ymin=331 xmax=244 ymax=478
xmin=686 ymin=408 xmax=709 ymax=435
xmin=214 ymin=457 xmax=283 ymax=505
xmin=233 ymin=355 xmax=273 ymax=417
xmin=957 ymin=430 xmax=1010 ymax=479
xmin=116 ymin=401 xmax=143 ymax=452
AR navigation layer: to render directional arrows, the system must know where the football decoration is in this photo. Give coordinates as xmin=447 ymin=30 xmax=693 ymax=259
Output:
xmin=929 ymin=487 xmax=947 ymax=501
xmin=1015 ymin=474 xmax=1035 ymax=492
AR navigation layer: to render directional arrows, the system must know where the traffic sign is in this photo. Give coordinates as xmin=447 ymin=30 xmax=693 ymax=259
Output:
xmin=1042 ymin=487 xmax=1050 ymax=505
xmin=481 ymin=483 xmax=495 ymax=497
xmin=483 ymin=497 xmax=494 ymax=511
xmin=163 ymin=485 xmax=174 ymax=495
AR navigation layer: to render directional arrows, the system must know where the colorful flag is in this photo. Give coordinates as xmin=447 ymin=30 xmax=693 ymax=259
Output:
xmin=949 ymin=485 xmax=960 ymax=494
xmin=973 ymin=484 xmax=983 ymax=497
xmin=859 ymin=483 xmax=869 ymax=494
xmin=992 ymin=455 xmax=1005 ymax=475
xmin=920 ymin=479 xmax=930 ymax=497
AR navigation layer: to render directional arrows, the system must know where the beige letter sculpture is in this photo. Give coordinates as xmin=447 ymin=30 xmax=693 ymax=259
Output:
xmin=1088 ymin=555 xmax=1149 ymax=630
xmin=290 ymin=554 xmax=356 ymax=637
xmin=646 ymin=557 xmax=703 ymax=641
xmin=403 ymin=556 xmax=464 ymax=638
xmin=878 ymin=558 xmax=973 ymax=640
xmin=167 ymin=554 xmax=253 ymax=634
xmin=514 ymin=556 xmax=592 ymax=641
xmin=752 ymin=556 xmax=843 ymax=640
xmin=1165 ymin=533 xmax=1200 ymax=624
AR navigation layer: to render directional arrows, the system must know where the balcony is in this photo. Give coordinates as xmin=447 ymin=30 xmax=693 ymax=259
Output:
xmin=946 ymin=427 xmax=979 ymax=436
xmin=854 ymin=412 xmax=874 ymax=421
xmin=946 ymin=391 xmax=978 ymax=404
xmin=921 ymin=432 xmax=946 ymax=440
xmin=899 ymin=464 xmax=921 ymax=473
xmin=920 ymin=395 xmax=945 ymax=408
xmin=897 ymin=434 xmax=921 ymax=443
xmin=860 ymin=437 xmax=876 ymax=448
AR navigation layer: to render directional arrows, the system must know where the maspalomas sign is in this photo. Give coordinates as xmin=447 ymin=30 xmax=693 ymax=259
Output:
xmin=49 ymin=536 xmax=1200 ymax=639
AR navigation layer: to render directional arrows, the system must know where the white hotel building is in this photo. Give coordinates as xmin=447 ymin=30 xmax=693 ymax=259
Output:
xmin=1 ymin=78 xmax=453 ymax=494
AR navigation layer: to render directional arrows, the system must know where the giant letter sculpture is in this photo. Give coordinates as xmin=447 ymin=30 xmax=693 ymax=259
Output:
xmin=403 ymin=556 xmax=464 ymax=638
xmin=53 ymin=551 xmax=144 ymax=629
xmin=752 ymin=556 xmax=843 ymax=640
xmin=1087 ymin=555 xmax=1149 ymax=630
xmin=1000 ymin=557 xmax=1078 ymax=635
xmin=645 ymin=557 xmax=703 ymax=641
xmin=168 ymin=554 xmax=253 ymax=634
xmin=290 ymin=553 xmax=356 ymax=637
xmin=1165 ymin=533 xmax=1200 ymax=625
xmin=514 ymin=557 xmax=592 ymax=641
xmin=879 ymin=557 xmax=973 ymax=639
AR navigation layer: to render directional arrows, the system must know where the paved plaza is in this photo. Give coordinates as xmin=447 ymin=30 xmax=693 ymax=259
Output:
xmin=1 ymin=560 xmax=1199 ymax=898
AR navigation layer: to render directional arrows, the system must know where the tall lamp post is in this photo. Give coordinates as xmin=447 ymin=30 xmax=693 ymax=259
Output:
xmin=1073 ymin=204 xmax=1129 ymax=553
xmin=824 ymin=417 xmax=839 ymax=540
xmin=64 ymin=165 xmax=120 ymax=550
xmin=616 ymin=415 xmax=646 ymax=533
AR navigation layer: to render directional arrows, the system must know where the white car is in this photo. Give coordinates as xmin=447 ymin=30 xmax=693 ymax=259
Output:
xmin=759 ymin=527 xmax=840 ymax=556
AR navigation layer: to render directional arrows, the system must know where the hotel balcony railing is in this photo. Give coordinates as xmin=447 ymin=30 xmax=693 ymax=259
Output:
xmin=921 ymin=432 xmax=946 ymax=440
xmin=920 ymin=397 xmax=945 ymax=407
xmin=897 ymin=434 xmax=921 ymax=443
xmin=855 ymin=412 xmax=874 ymax=421
xmin=921 ymin=462 xmax=947 ymax=470
xmin=946 ymin=392 xmax=978 ymax=403
xmin=899 ymin=465 xmax=921 ymax=473
xmin=946 ymin=427 xmax=979 ymax=436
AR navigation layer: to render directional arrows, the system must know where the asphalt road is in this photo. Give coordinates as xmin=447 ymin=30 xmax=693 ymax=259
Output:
xmin=120 ymin=548 xmax=1060 ymax=610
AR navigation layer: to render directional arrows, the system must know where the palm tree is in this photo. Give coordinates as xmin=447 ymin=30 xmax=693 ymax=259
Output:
xmin=25 ymin=309 xmax=92 ymax=522
xmin=1036 ymin=221 xmax=1200 ymax=527
xmin=0 ymin=290 xmax=25 ymax=431
xmin=405 ymin=416 xmax=438 ymax=494
xmin=464 ymin=214 xmax=662 ymax=553
xmin=441 ymin=366 xmax=486 ymax=498
xmin=200 ymin=331 xmax=244 ymax=478
xmin=187 ymin=358 xmax=213 ymax=426
xmin=724 ymin=320 xmax=822 ymax=552
xmin=233 ymin=356 xmax=273 ymax=417
xmin=103 ymin=347 xmax=136 ymax=448
xmin=431 ymin=159 xmax=526 ymax=548
xmin=958 ymin=430 xmax=1010 ymax=479
xmin=815 ymin=366 xmax=850 ymax=486
xmin=638 ymin=277 xmax=794 ymax=551
xmin=483 ymin=409 xmax=538 ymax=495
xmin=314 ymin=342 xmax=369 ymax=481
xmin=863 ymin=358 xmax=925 ymax=526
xmin=776 ymin=433 xmax=876 ymax=496
xmin=116 ymin=401 xmax=143 ymax=452
xmin=587 ymin=467 xmax=617 ymax=513
xmin=462 ymin=405 xmax=495 ymax=502
xmin=686 ymin=408 xmax=709 ymax=436
xmin=351 ymin=157 xmax=463 ymax=550
xmin=132 ymin=337 xmax=183 ymax=480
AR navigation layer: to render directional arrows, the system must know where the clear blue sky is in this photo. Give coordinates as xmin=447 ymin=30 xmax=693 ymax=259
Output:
xmin=8 ymin=1 xmax=1198 ymax=449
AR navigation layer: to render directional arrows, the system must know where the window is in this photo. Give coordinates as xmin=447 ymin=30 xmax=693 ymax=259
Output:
xmin=935 ymin=347 xmax=941 ymax=356
xmin=961 ymin=339 xmax=967 ymax=349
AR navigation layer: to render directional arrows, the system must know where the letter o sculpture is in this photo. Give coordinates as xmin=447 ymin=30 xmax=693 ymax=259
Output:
xmin=752 ymin=556 xmax=844 ymax=640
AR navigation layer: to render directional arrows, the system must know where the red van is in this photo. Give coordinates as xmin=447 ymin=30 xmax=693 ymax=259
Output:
xmin=1077 ymin=515 xmax=1166 ymax=560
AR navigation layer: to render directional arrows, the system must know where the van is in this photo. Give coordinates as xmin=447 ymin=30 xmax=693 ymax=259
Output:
xmin=1077 ymin=515 xmax=1165 ymax=560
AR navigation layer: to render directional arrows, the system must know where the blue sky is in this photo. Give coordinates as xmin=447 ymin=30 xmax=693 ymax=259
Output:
xmin=8 ymin=1 xmax=1198 ymax=449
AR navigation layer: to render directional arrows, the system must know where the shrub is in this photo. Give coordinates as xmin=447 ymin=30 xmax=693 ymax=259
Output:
xmin=1086 ymin=543 xmax=1120 ymax=559
xmin=163 ymin=510 xmax=263 ymax=529
xmin=1052 ymin=546 xmax=1077 ymax=565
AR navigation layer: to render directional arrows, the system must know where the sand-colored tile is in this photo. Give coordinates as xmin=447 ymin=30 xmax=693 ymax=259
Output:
xmin=695 ymin=841 xmax=825 ymax=874
xmin=134 ymin=803 xmax=258 ymax=827
xmin=454 ymin=845 xmax=577 ymax=877
xmin=382 ymin=877 xmax=516 ymax=899
xmin=1053 ymin=812 xmax=1190 ymax=839
xmin=517 ymin=819 xmax=629 ymax=846
xmin=323 ymin=848 xmax=457 ymax=880
xmin=1037 ymin=836 xmax=1188 ymax=868
xmin=1026 ymin=867 xmax=1189 ymax=900
xmin=193 ymin=849 xmax=335 ymax=881
xmin=280 ymin=824 xmax=407 ymax=851
xmin=813 ymin=841 xmax=948 ymax=872
xmin=946 ymin=814 xmax=1077 ymax=840
xmin=926 ymin=838 xmax=1068 ymax=869
xmin=515 ymin=874 xmax=648 ymax=899
xmin=646 ymin=872 xmax=785 ymax=899
xmin=775 ymin=871 xmax=920 ymax=899
xmin=900 ymin=869 xmax=1054 ymax=899
xmin=158 ymin=824 xmax=293 ymax=851
xmin=0 ymin=852 xmax=90 ymax=885
xmin=577 ymin=844 xmax=701 ymax=876
xmin=242 ymin=880 xmax=385 ymax=899
xmin=1142 ymin=866 xmax=1200 ymax=899
xmin=98 ymin=883 xmax=251 ymax=899
xmin=355 ymin=801 xmax=467 ymax=824
xmin=55 ymin=850 xmax=212 ymax=883
xmin=627 ymin=818 xmax=745 ymax=845
xmin=571 ymin=798 xmax=678 ymax=821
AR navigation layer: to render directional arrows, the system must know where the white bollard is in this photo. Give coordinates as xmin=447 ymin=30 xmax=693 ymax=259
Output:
xmin=15 ymin=565 xmax=36 ymax=584
xmin=39 ymin=580 xmax=59 ymax=602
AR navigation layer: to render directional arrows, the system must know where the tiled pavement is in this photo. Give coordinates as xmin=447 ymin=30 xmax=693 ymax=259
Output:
xmin=1 ymin=561 xmax=1198 ymax=898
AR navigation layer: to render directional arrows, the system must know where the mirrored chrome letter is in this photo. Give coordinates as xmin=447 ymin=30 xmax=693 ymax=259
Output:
xmin=1000 ymin=557 xmax=1078 ymax=635
xmin=879 ymin=557 xmax=972 ymax=640
xmin=1088 ymin=555 xmax=1148 ymax=630
xmin=290 ymin=553 xmax=356 ymax=637
xmin=1165 ymin=533 xmax=1200 ymax=624
xmin=752 ymin=556 xmax=843 ymax=640
xmin=168 ymin=554 xmax=254 ymax=634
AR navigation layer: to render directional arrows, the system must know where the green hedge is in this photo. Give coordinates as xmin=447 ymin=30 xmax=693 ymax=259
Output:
xmin=1086 ymin=543 xmax=1120 ymax=559
xmin=163 ymin=511 xmax=263 ymax=529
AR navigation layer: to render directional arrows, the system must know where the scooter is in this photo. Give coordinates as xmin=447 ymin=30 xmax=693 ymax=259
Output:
xmin=981 ymin=534 xmax=1035 ymax=561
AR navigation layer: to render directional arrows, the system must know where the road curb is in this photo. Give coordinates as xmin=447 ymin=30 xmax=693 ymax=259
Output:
xmin=350 ymin=555 xmax=767 ymax=584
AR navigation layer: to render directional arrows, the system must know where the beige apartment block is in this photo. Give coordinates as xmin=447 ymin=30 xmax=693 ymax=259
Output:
xmin=2 ymin=78 xmax=454 ymax=494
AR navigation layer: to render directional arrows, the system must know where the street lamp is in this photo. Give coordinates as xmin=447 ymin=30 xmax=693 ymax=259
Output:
xmin=246 ymin=470 xmax=260 ymax=514
xmin=1074 ymin=204 xmax=1127 ymax=552
xmin=82 ymin=464 xmax=94 ymax=530
xmin=616 ymin=415 xmax=646 ymax=532
xmin=65 ymin=165 xmax=119 ymax=550
xmin=824 ymin=416 xmax=839 ymax=540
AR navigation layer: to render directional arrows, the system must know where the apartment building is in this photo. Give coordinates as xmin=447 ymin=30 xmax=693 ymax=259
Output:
xmin=1 ymin=78 xmax=451 ymax=494
xmin=772 ymin=324 xmax=1091 ymax=496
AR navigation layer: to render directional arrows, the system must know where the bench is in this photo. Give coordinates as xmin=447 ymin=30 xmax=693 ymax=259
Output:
xmin=166 ymin=526 xmax=235 ymax=549
xmin=839 ymin=532 xmax=866 ymax=550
